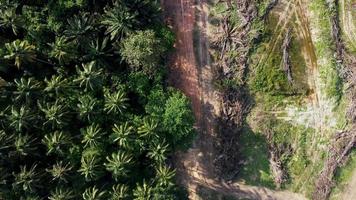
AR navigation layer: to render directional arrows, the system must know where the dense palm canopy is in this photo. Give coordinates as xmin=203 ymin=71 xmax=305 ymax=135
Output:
xmin=0 ymin=0 xmax=193 ymax=199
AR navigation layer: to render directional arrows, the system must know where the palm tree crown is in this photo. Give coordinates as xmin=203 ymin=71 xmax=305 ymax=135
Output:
xmin=3 ymin=40 xmax=36 ymax=68
xmin=104 ymin=88 xmax=128 ymax=115
xmin=101 ymin=2 xmax=137 ymax=40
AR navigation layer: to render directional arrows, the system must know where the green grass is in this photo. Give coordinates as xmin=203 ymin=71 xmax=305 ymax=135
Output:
xmin=329 ymin=151 xmax=356 ymax=200
xmin=236 ymin=126 xmax=275 ymax=188
xmin=248 ymin=13 xmax=309 ymax=97
xmin=309 ymin=0 xmax=343 ymax=101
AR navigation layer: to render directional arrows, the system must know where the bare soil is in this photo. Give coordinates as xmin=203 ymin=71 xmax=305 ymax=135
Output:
xmin=162 ymin=0 xmax=306 ymax=199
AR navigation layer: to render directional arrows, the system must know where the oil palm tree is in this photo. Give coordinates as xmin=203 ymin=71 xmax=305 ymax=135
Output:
xmin=8 ymin=106 xmax=34 ymax=131
xmin=0 ymin=130 xmax=12 ymax=153
xmin=13 ymin=133 xmax=37 ymax=156
xmin=13 ymin=77 xmax=40 ymax=102
xmin=38 ymin=101 xmax=67 ymax=128
xmin=0 ymin=6 xmax=23 ymax=35
xmin=81 ymin=124 xmax=103 ymax=148
xmin=111 ymin=122 xmax=133 ymax=149
xmin=42 ymin=131 xmax=71 ymax=155
xmin=110 ymin=184 xmax=129 ymax=200
xmin=74 ymin=61 xmax=103 ymax=92
xmin=3 ymin=40 xmax=36 ymax=68
xmin=83 ymin=38 xmax=112 ymax=66
xmin=12 ymin=164 xmax=40 ymax=193
xmin=46 ymin=161 xmax=72 ymax=183
xmin=101 ymin=2 xmax=137 ymax=40
xmin=155 ymin=165 xmax=175 ymax=187
xmin=138 ymin=118 xmax=158 ymax=138
xmin=44 ymin=74 xmax=69 ymax=96
xmin=78 ymin=148 xmax=103 ymax=181
xmin=48 ymin=187 xmax=75 ymax=200
xmin=49 ymin=36 xmax=75 ymax=65
xmin=77 ymin=95 xmax=99 ymax=122
xmin=82 ymin=186 xmax=105 ymax=200
xmin=104 ymin=151 xmax=132 ymax=180
xmin=104 ymin=88 xmax=128 ymax=115
xmin=133 ymin=181 xmax=152 ymax=200
xmin=147 ymin=140 xmax=168 ymax=164
xmin=64 ymin=12 xmax=96 ymax=44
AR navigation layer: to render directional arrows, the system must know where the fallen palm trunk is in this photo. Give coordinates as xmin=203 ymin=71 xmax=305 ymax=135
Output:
xmin=265 ymin=129 xmax=288 ymax=189
xmin=312 ymin=130 xmax=356 ymax=200
xmin=282 ymin=28 xmax=293 ymax=83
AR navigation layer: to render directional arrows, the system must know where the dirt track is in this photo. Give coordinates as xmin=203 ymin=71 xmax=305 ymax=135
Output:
xmin=162 ymin=0 xmax=306 ymax=199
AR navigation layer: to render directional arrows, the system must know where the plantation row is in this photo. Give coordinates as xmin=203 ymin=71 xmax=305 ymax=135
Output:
xmin=0 ymin=0 xmax=194 ymax=199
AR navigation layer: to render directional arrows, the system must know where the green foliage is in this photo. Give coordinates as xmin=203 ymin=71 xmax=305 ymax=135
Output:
xmin=8 ymin=106 xmax=34 ymax=131
xmin=104 ymin=88 xmax=128 ymax=115
xmin=120 ymin=30 xmax=165 ymax=76
xmin=109 ymin=184 xmax=129 ymax=200
xmin=42 ymin=131 xmax=71 ymax=155
xmin=0 ymin=1 xmax=193 ymax=199
xmin=237 ymin=127 xmax=275 ymax=188
xmin=82 ymin=186 xmax=105 ymax=200
xmin=133 ymin=181 xmax=152 ymax=200
xmin=101 ymin=2 xmax=137 ymax=40
xmin=163 ymin=90 xmax=195 ymax=147
xmin=74 ymin=62 xmax=103 ymax=92
xmin=0 ymin=6 xmax=23 ymax=35
xmin=3 ymin=40 xmax=36 ymax=68
xmin=309 ymin=0 xmax=343 ymax=100
xmin=111 ymin=122 xmax=134 ymax=149
xmin=49 ymin=36 xmax=76 ymax=65
xmin=104 ymin=151 xmax=132 ymax=180
xmin=46 ymin=161 xmax=72 ymax=183
xmin=13 ymin=165 xmax=40 ymax=193
xmin=48 ymin=187 xmax=75 ymax=200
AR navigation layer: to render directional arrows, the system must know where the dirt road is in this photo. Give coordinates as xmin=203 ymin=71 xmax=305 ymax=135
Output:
xmin=162 ymin=0 xmax=306 ymax=199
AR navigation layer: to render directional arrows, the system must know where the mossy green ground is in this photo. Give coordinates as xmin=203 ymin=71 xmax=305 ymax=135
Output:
xmin=330 ymin=151 xmax=356 ymax=199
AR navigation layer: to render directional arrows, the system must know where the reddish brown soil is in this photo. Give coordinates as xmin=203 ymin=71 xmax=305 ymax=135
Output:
xmin=162 ymin=0 xmax=202 ymax=123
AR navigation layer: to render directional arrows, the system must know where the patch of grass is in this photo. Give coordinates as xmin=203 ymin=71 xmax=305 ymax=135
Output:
xmin=329 ymin=151 xmax=356 ymax=200
xmin=309 ymin=0 xmax=343 ymax=101
xmin=256 ymin=0 xmax=274 ymax=17
xmin=289 ymin=32 xmax=310 ymax=95
xmin=333 ymin=95 xmax=349 ymax=130
xmin=236 ymin=126 xmax=275 ymax=188
xmin=248 ymin=13 xmax=308 ymax=97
